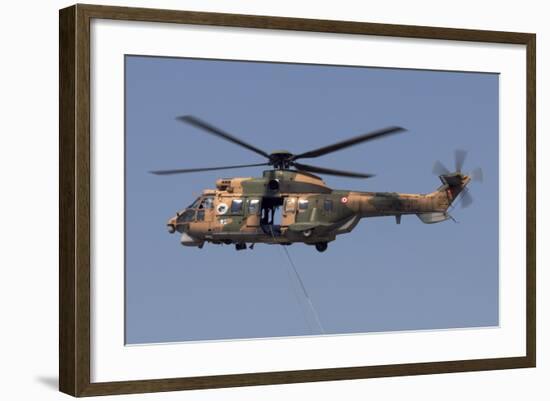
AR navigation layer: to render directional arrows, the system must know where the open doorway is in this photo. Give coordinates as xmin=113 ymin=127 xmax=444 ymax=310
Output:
xmin=260 ymin=197 xmax=284 ymax=235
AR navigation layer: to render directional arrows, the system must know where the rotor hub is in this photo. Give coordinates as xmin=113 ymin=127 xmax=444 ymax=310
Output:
xmin=268 ymin=150 xmax=294 ymax=169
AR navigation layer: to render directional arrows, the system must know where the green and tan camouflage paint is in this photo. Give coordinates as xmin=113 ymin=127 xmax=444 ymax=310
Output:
xmin=167 ymin=170 xmax=470 ymax=248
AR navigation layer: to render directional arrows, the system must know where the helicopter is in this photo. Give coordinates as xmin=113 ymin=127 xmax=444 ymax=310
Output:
xmin=151 ymin=116 xmax=482 ymax=252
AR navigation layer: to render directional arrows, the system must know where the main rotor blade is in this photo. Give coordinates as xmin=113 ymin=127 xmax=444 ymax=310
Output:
xmin=292 ymin=126 xmax=405 ymax=160
xmin=150 ymin=162 xmax=270 ymax=175
xmin=455 ymin=149 xmax=467 ymax=172
xmin=433 ymin=160 xmax=450 ymax=176
xmin=177 ymin=115 xmax=271 ymax=159
xmin=292 ymin=162 xmax=374 ymax=178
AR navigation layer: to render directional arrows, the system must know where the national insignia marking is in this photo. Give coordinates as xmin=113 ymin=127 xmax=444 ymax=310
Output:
xmin=216 ymin=203 xmax=228 ymax=215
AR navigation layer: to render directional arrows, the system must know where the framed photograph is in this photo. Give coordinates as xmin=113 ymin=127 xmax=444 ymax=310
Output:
xmin=59 ymin=4 xmax=536 ymax=397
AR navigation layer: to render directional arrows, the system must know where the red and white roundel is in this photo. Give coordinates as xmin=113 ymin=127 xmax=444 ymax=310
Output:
xmin=340 ymin=196 xmax=349 ymax=204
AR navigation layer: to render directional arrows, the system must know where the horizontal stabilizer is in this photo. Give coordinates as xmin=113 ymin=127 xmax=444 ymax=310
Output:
xmin=417 ymin=212 xmax=450 ymax=224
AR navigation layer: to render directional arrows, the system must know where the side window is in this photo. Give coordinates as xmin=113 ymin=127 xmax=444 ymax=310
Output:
xmin=298 ymin=199 xmax=309 ymax=210
xmin=196 ymin=209 xmax=205 ymax=221
xmin=231 ymin=199 xmax=243 ymax=214
xmin=324 ymin=199 xmax=333 ymax=212
xmin=248 ymin=199 xmax=260 ymax=214
xmin=285 ymin=198 xmax=297 ymax=212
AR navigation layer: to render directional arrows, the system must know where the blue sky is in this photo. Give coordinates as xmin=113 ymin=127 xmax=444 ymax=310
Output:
xmin=125 ymin=55 xmax=499 ymax=344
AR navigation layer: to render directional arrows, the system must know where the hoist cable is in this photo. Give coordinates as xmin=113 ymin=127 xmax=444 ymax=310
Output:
xmin=268 ymin=225 xmax=325 ymax=334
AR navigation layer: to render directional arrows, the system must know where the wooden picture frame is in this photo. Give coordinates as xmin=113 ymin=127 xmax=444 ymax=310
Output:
xmin=59 ymin=3 xmax=536 ymax=397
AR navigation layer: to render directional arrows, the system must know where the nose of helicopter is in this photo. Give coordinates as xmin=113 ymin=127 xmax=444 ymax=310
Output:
xmin=167 ymin=216 xmax=177 ymax=233
xmin=167 ymin=209 xmax=195 ymax=233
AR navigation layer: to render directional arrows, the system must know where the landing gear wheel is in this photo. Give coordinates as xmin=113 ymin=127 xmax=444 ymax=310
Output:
xmin=235 ymin=243 xmax=247 ymax=251
xmin=315 ymin=242 xmax=328 ymax=252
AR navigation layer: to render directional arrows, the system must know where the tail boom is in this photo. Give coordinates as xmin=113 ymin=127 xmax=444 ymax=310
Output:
xmin=345 ymin=172 xmax=471 ymax=223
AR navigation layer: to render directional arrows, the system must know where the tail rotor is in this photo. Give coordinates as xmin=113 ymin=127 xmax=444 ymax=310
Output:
xmin=432 ymin=149 xmax=483 ymax=209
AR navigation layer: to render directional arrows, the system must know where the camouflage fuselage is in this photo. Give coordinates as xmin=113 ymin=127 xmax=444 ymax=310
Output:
xmin=168 ymin=170 xmax=469 ymax=248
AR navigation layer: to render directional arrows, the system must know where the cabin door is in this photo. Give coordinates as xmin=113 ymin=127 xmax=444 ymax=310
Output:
xmin=195 ymin=196 xmax=215 ymax=231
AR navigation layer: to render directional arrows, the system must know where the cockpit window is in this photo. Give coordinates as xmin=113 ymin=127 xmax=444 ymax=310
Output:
xmin=324 ymin=199 xmax=333 ymax=212
xmin=231 ymin=199 xmax=243 ymax=213
xmin=298 ymin=199 xmax=309 ymax=210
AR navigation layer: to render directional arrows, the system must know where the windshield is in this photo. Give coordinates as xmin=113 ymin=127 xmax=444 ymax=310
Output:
xmin=188 ymin=197 xmax=201 ymax=209
xmin=178 ymin=209 xmax=196 ymax=223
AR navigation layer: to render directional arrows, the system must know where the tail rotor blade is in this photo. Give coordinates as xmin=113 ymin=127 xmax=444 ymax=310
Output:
xmin=471 ymin=167 xmax=484 ymax=182
xmin=433 ymin=160 xmax=450 ymax=176
xmin=460 ymin=188 xmax=473 ymax=208
xmin=455 ymin=149 xmax=467 ymax=172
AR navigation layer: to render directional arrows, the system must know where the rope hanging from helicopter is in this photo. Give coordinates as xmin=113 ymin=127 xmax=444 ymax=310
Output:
xmin=268 ymin=226 xmax=325 ymax=335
